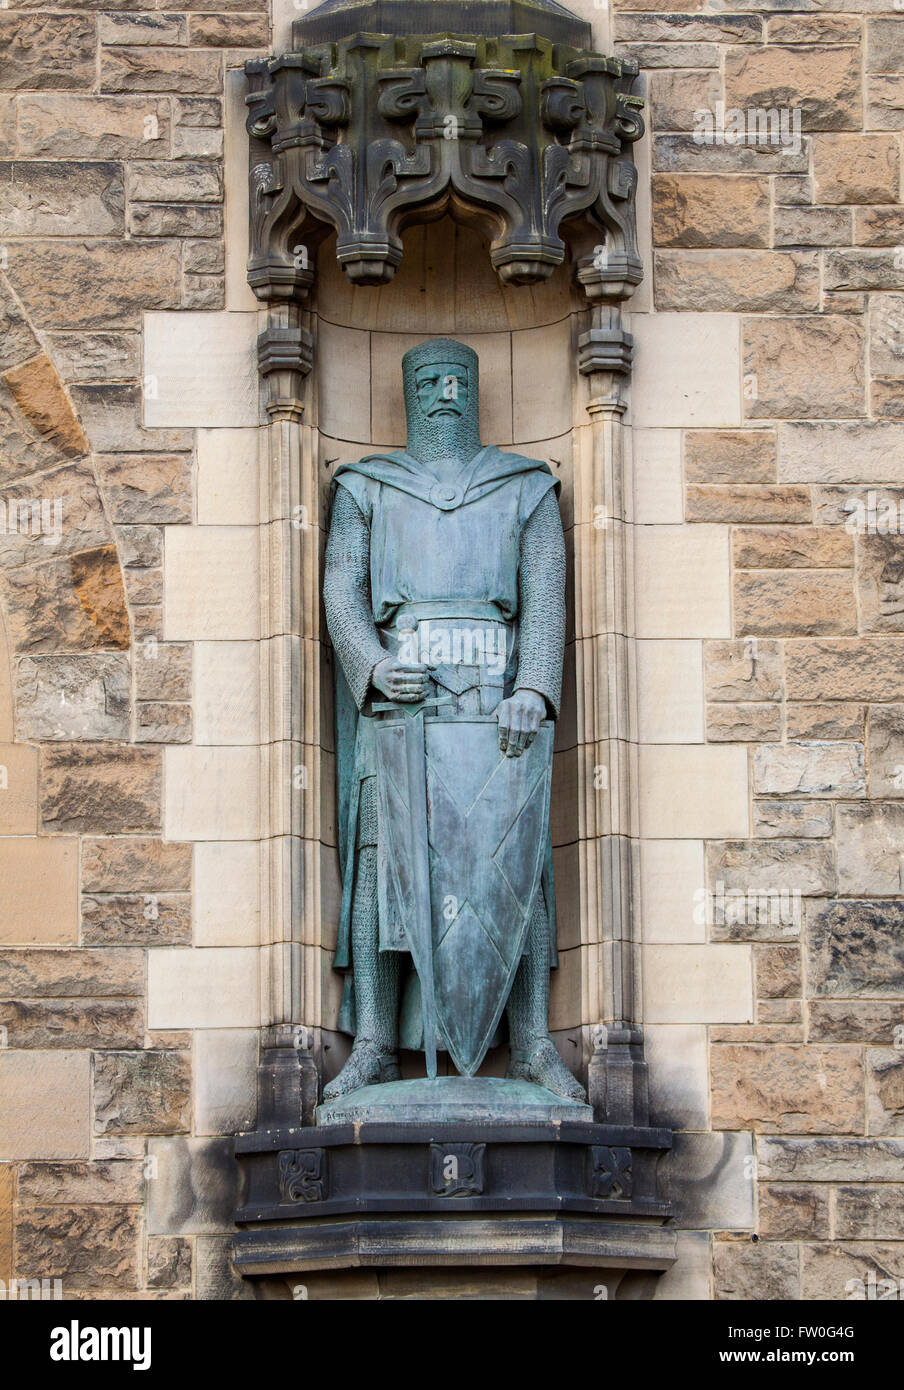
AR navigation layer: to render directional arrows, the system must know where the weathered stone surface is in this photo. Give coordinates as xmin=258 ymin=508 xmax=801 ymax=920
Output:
xmin=0 ymin=998 xmax=144 ymax=1049
xmin=94 ymin=1051 xmax=191 ymax=1136
xmin=41 ymin=744 xmax=161 ymax=833
xmin=743 ymin=316 xmax=865 ymax=419
xmin=654 ymin=133 xmax=809 ymax=175
xmin=786 ymin=637 xmax=904 ymax=701
xmin=0 ymin=461 xmax=113 ymax=573
xmin=0 ymin=14 xmax=96 ymax=91
xmin=15 ymin=654 xmax=130 ymax=742
xmin=867 ymin=704 xmax=904 ymax=797
xmin=868 ymin=297 xmax=904 ymax=383
xmin=714 ymin=1241 xmax=799 ymax=1300
xmin=647 ymin=68 xmax=720 ymax=132
xmin=712 ymin=1044 xmax=864 ymax=1133
xmin=823 ymin=289 xmax=868 ymax=314
xmin=97 ymin=11 xmax=186 ymax=45
xmin=688 ymin=485 xmax=810 ymax=524
xmin=773 ymin=205 xmax=852 ymax=247
xmin=44 ymin=332 xmax=141 ymax=385
xmin=183 ymin=239 xmax=224 ymax=275
xmin=810 ymin=1000 xmax=904 ymax=1044
xmin=834 ymin=1187 xmax=904 ymax=1241
xmin=6 ymin=240 xmax=181 ymax=330
xmin=774 ymin=175 xmax=811 ymax=208
xmin=655 ymin=250 xmax=819 ymax=312
xmin=101 ymin=46 xmax=223 ymax=94
xmin=814 ymin=134 xmax=901 ymax=204
xmin=2 ymin=547 xmax=130 ymax=654
xmin=802 ymin=1242 xmax=904 ymax=1301
xmin=734 ymin=571 xmax=857 ymax=637
xmin=0 ymin=743 xmax=37 ymax=835
xmin=173 ymin=126 xmax=224 ymax=159
xmin=755 ymin=945 xmax=801 ymax=999
xmin=0 ymin=161 xmax=123 ymax=238
xmin=183 ymin=274 xmax=225 ymax=311
xmin=147 ymin=1235 xmax=192 ymax=1290
xmin=134 ymin=636 xmax=191 ymax=700
xmin=117 ymin=525 xmax=162 ymax=569
xmin=759 ymin=1135 xmax=904 ymax=1182
xmin=82 ymin=893 xmax=191 ymax=946
xmin=704 ymin=638 xmax=782 ymax=702
xmin=754 ymin=741 xmax=864 ymax=798
xmin=783 ymin=423 xmax=904 ymax=485
xmin=0 ymin=946 xmax=143 ymax=998
xmin=724 ymin=44 xmax=861 ymax=130
xmin=69 ymin=383 xmax=192 ymax=454
xmin=146 ymin=1136 xmax=239 ymax=1235
xmin=867 ymin=1048 xmax=904 ymax=1136
xmin=684 ymin=429 xmax=776 ymax=485
xmin=17 ymin=1160 xmax=144 ymax=1205
xmin=17 ymin=95 xmax=171 ymax=159
xmin=0 ymin=1165 xmax=11 ymax=1282
xmin=135 ymin=701 xmax=192 ymax=744
xmin=174 ymin=96 xmax=222 ymax=127
xmin=95 ymin=453 xmax=192 ymax=525
xmin=759 ymin=1184 xmax=830 ymax=1240
xmin=82 ymin=837 xmax=191 ymax=893
xmin=707 ymin=837 xmax=835 ymax=899
xmin=123 ymin=567 xmax=163 ymax=607
xmin=126 ymin=161 xmax=222 ymax=205
xmin=867 ymin=17 xmax=904 ymax=73
xmin=807 ymin=897 xmax=904 ymax=997
xmin=753 ymin=799 xmax=833 ymax=839
xmin=615 ymin=13 xmax=760 ymax=42
xmin=128 ymin=203 xmax=223 ymax=238
xmin=706 ymin=702 xmax=781 ymax=742
xmin=855 ymin=207 xmax=904 ymax=246
xmin=872 ymin=379 xmax=904 ymax=420
xmin=652 ymin=175 xmax=769 ymax=248
xmin=824 ymin=249 xmax=904 ymax=293
xmin=14 ymin=1205 xmax=140 ymax=1290
xmin=837 ymin=802 xmax=904 ymax=894
xmin=857 ymin=535 xmax=904 ymax=633
xmin=0 ymin=279 xmax=40 ymax=375
xmin=614 ymin=42 xmax=719 ymax=69
xmin=188 ymin=13 xmax=268 ymax=46
xmin=1 ymin=356 xmax=89 ymax=471
xmin=767 ymin=14 xmax=860 ymax=43
xmin=733 ymin=526 xmax=853 ymax=570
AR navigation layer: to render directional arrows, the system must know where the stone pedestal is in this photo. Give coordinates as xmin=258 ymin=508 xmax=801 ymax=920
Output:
xmin=234 ymin=1078 xmax=675 ymax=1279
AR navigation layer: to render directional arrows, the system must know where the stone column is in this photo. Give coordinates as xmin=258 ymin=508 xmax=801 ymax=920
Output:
xmin=255 ymin=301 xmax=320 ymax=1126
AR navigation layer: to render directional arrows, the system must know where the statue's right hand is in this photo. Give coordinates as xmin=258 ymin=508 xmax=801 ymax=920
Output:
xmin=372 ymin=656 xmax=431 ymax=703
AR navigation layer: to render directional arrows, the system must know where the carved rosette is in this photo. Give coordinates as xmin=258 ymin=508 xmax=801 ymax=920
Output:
xmin=244 ymin=31 xmax=644 ymax=304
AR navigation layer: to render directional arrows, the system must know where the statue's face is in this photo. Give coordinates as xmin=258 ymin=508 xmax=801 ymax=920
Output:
xmin=414 ymin=362 xmax=470 ymax=423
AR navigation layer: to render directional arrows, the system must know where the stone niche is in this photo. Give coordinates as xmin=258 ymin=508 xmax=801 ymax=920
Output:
xmin=233 ymin=0 xmax=674 ymax=1296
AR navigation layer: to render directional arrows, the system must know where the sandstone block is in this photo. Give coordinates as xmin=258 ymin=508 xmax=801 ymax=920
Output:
xmin=743 ymin=316 xmax=865 ymax=419
xmin=6 ymin=240 xmax=181 ymax=331
xmin=814 ymin=134 xmax=901 ymax=204
xmin=0 ymin=1051 xmax=90 ymax=1160
xmin=773 ymin=205 xmax=852 ymax=247
xmin=734 ymin=571 xmax=857 ymax=636
xmin=786 ymin=637 xmax=904 ymax=700
xmin=14 ymin=1204 xmax=140 ymax=1289
xmin=754 ymin=741 xmax=865 ymax=797
xmin=101 ymin=46 xmax=222 ymax=95
xmin=867 ymin=704 xmax=904 ymax=797
xmin=837 ymin=802 xmax=904 ymax=894
xmin=759 ymin=1185 xmax=830 ymax=1240
xmin=0 ymin=743 xmax=37 ymax=834
xmin=714 ymin=1242 xmax=799 ymax=1300
xmin=15 ymin=654 xmax=130 ymax=742
xmin=40 ymin=744 xmax=161 ymax=834
xmin=712 ymin=1044 xmax=864 ymax=1133
xmin=655 ymin=250 xmax=819 ymax=312
xmin=704 ymin=638 xmax=783 ymax=701
xmin=752 ymin=800 xmax=833 ymax=839
xmin=755 ymin=944 xmax=801 ymax=998
xmin=810 ymin=1001 xmax=904 ymax=1044
xmin=706 ymin=702 xmax=781 ymax=742
xmin=0 ymin=837 xmax=78 ymax=945
xmin=17 ymin=95 xmax=171 ymax=159
xmin=0 ymin=14 xmax=96 ymax=91
xmin=807 ymin=897 xmax=904 ymax=996
xmin=3 ymin=549 xmax=130 ymax=654
xmin=94 ymin=1051 xmax=191 ymax=1136
xmin=724 ymin=44 xmax=861 ymax=130
xmin=867 ymin=1048 xmax=904 ymax=1136
xmin=95 ymin=453 xmax=192 ymax=524
xmin=652 ymin=175 xmax=769 ymax=248
xmin=0 ymin=161 xmax=123 ymax=239
xmin=81 ymin=893 xmax=191 ymax=946
xmin=732 ymin=526 xmax=853 ymax=569
xmin=684 ymin=429 xmax=776 ymax=484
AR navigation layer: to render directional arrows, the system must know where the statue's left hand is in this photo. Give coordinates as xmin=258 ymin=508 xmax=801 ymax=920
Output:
xmin=497 ymin=689 xmax=546 ymax=758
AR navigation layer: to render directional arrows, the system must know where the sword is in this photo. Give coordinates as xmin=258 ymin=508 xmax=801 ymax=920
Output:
xmin=373 ymin=692 xmax=452 ymax=1079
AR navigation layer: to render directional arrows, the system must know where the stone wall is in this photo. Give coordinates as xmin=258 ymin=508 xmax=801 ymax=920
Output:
xmin=0 ymin=0 xmax=902 ymax=1302
xmin=617 ymin=0 xmax=904 ymax=1300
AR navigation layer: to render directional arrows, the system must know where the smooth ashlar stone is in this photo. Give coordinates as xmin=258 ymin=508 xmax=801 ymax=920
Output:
xmin=806 ymin=897 xmax=904 ymax=996
xmin=753 ymin=741 xmax=865 ymax=798
xmin=147 ymin=1137 xmax=240 ymax=1236
xmin=317 ymin=1076 xmax=593 ymax=1126
xmin=0 ymin=1050 xmax=89 ymax=1161
xmin=664 ymin=1131 xmax=754 ymax=1230
xmin=93 ymin=1051 xmax=191 ymax=1136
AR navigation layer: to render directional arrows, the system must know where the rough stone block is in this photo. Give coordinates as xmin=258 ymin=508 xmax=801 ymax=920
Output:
xmin=753 ymin=741 xmax=865 ymax=798
xmin=743 ymin=316 xmax=865 ymax=419
xmin=94 ymin=1051 xmax=191 ymax=1136
xmin=807 ymin=897 xmax=904 ymax=997
xmin=15 ymin=654 xmax=130 ymax=741
xmin=712 ymin=1044 xmax=864 ymax=1133
xmin=41 ymin=744 xmax=161 ymax=834
xmin=836 ymin=802 xmax=904 ymax=893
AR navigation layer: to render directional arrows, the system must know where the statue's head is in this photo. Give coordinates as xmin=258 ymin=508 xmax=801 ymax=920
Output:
xmin=401 ymin=338 xmax=482 ymax=464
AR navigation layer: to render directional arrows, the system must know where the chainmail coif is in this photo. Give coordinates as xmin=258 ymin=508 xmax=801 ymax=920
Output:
xmin=401 ymin=338 xmax=483 ymax=465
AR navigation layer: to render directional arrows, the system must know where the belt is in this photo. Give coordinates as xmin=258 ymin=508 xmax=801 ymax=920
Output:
xmin=389 ymin=600 xmax=508 ymax=627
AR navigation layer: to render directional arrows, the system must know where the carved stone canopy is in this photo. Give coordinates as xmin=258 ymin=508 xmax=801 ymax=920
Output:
xmin=244 ymin=0 xmax=645 ymax=304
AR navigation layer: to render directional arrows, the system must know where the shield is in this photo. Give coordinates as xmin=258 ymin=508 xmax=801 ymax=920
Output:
xmin=375 ymin=714 xmax=553 ymax=1077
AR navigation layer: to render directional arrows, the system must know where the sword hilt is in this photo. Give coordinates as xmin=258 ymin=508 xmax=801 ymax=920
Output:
xmin=373 ymin=695 xmax=453 ymax=716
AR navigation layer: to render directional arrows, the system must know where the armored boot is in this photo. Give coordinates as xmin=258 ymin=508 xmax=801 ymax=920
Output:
xmin=322 ymin=1037 xmax=400 ymax=1100
xmin=506 ymin=895 xmax=586 ymax=1102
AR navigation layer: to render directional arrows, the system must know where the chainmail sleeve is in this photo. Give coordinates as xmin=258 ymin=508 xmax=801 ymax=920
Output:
xmin=515 ymin=487 xmax=566 ymax=719
xmin=324 ymin=483 xmax=388 ymax=710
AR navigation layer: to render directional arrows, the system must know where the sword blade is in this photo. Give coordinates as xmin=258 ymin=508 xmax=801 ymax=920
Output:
xmin=404 ymin=708 xmax=438 ymax=1079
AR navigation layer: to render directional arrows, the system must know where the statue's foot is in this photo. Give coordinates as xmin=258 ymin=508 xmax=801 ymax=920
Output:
xmin=507 ymin=1037 xmax=587 ymax=1103
xmin=322 ymin=1038 xmax=400 ymax=1101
